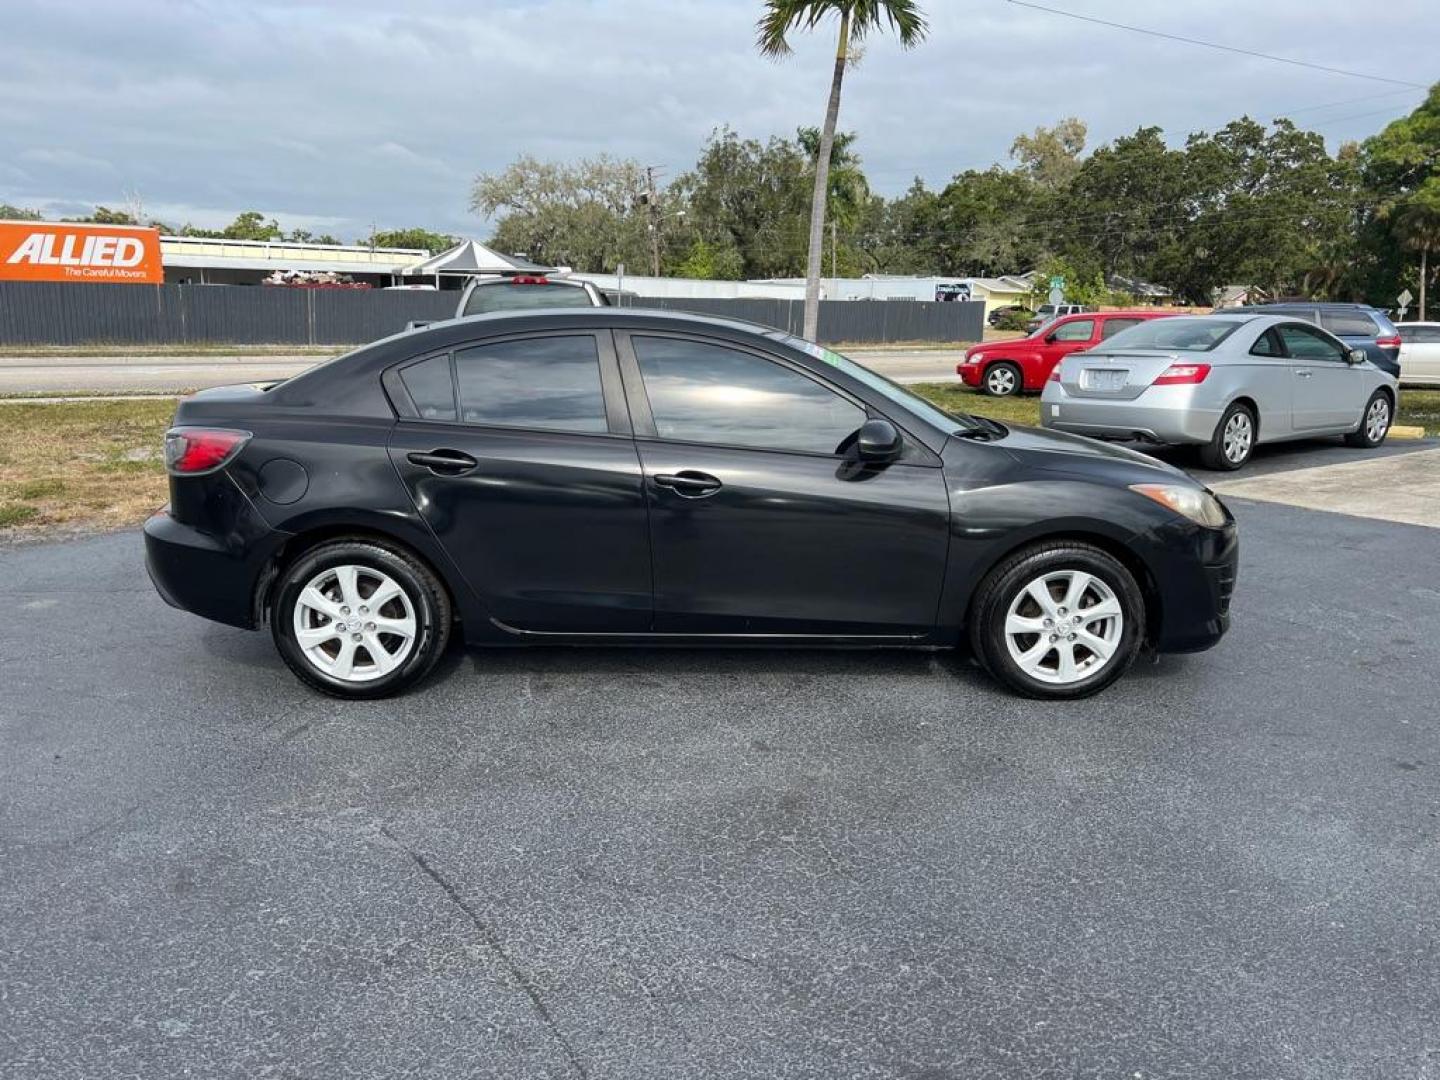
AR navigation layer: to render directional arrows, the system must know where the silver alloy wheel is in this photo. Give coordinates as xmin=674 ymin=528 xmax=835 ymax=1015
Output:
xmin=1003 ymin=570 xmax=1124 ymax=685
xmin=1365 ymin=396 xmax=1390 ymax=442
xmin=292 ymin=565 xmax=417 ymax=683
xmin=1223 ymin=410 xmax=1253 ymax=464
xmin=986 ymin=366 xmax=1017 ymax=395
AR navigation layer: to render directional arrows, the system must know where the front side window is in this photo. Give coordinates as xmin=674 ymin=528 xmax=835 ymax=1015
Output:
xmin=1276 ymin=324 xmax=1345 ymax=362
xmin=453 ymin=335 xmax=607 ymax=433
xmin=632 ymin=336 xmax=865 ymax=455
xmin=1050 ymin=319 xmax=1095 ymax=342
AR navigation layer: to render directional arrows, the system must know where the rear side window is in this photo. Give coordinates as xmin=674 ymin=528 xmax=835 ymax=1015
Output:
xmin=1319 ymin=310 xmax=1381 ymax=337
xmin=632 ymin=336 xmax=865 ymax=455
xmin=1249 ymin=329 xmax=1284 ymax=357
xmin=462 ymin=281 xmax=594 ymax=315
xmin=1101 ymin=317 xmax=1142 ymax=340
xmin=454 ymin=335 xmax=607 ymax=433
xmin=400 ymin=355 xmax=457 ymax=421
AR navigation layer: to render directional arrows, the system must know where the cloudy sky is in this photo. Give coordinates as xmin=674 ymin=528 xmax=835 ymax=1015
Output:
xmin=0 ymin=0 xmax=1432 ymax=242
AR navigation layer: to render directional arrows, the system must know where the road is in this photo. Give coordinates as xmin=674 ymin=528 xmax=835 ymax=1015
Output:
xmin=0 ymin=347 xmax=967 ymax=393
xmin=3 ymin=497 xmax=1438 ymax=1078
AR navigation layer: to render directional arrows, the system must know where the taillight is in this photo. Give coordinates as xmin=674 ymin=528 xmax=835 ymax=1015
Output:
xmin=164 ymin=427 xmax=251 ymax=475
xmin=1375 ymin=335 xmax=1401 ymax=350
xmin=1153 ymin=363 xmax=1211 ymax=385
xmin=1047 ymin=365 xmax=1061 ymax=382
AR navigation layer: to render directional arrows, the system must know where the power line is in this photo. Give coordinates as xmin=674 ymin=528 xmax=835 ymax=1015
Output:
xmin=1004 ymin=0 xmax=1427 ymax=88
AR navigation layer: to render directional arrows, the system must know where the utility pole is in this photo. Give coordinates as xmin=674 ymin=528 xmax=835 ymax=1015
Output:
xmin=644 ymin=166 xmax=662 ymax=278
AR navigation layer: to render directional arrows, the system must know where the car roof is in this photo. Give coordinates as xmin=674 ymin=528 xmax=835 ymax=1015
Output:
xmin=1227 ymin=302 xmax=1380 ymax=312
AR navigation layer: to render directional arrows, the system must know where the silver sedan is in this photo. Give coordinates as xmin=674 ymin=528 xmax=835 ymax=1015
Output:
xmin=1040 ymin=314 xmax=1399 ymax=469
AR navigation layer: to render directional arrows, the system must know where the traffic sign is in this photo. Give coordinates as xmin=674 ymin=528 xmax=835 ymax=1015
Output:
xmin=1398 ymin=288 xmax=1413 ymax=307
xmin=1048 ymin=287 xmax=1065 ymax=306
xmin=1049 ymin=275 xmax=1065 ymax=290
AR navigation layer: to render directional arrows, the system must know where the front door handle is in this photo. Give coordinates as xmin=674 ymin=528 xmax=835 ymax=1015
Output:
xmin=407 ymin=448 xmax=479 ymax=475
xmin=1295 ymin=369 xmax=1313 ymax=378
xmin=654 ymin=471 xmax=722 ymax=498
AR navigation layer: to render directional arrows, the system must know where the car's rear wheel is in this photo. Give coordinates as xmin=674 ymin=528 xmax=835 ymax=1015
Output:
xmin=271 ymin=539 xmax=451 ymax=699
xmin=969 ymin=541 xmax=1144 ymax=699
xmin=1344 ymin=390 xmax=1392 ymax=448
xmin=983 ymin=361 xmax=1022 ymax=397
xmin=1198 ymin=402 xmax=1255 ymax=471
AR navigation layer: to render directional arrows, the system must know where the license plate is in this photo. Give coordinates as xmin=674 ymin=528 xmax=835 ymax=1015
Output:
xmin=1083 ymin=368 xmax=1129 ymax=390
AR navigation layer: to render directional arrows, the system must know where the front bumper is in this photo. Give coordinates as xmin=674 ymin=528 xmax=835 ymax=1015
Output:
xmin=1041 ymin=383 xmax=1221 ymax=445
xmin=1148 ymin=515 xmax=1239 ymax=654
xmin=957 ymin=361 xmax=982 ymax=388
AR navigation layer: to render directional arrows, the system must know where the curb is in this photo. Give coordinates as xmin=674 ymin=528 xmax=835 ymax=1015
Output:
xmin=1390 ymin=425 xmax=1426 ymax=440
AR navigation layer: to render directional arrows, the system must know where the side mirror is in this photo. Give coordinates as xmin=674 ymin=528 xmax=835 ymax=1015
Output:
xmin=1347 ymin=348 xmax=1367 ymax=365
xmin=857 ymin=418 xmax=902 ymax=462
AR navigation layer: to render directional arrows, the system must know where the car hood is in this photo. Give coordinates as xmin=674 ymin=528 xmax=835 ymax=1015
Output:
xmin=987 ymin=423 xmax=1193 ymax=482
xmin=967 ymin=336 xmax=1039 ymax=356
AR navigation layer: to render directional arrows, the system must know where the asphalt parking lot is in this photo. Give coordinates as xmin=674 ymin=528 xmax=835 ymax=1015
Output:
xmin=3 ymin=495 xmax=1439 ymax=1079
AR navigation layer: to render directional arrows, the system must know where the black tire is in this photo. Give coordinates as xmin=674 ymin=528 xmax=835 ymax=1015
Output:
xmin=982 ymin=361 xmax=1022 ymax=397
xmin=968 ymin=541 xmax=1145 ymax=700
xmin=1198 ymin=401 xmax=1256 ymax=471
xmin=271 ymin=538 xmax=451 ymax=699
xmin=1344 ymin=389 xmax=1392 ymax=448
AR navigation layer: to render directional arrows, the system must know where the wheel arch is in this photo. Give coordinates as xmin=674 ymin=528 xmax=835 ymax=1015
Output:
xmin=251 ymin=513 xmax=472 ymax=631
xmin=958 ymin=527 xmax=1163 ymax=647
xmin=1229 ymin=395 xmax=1260 ymax=438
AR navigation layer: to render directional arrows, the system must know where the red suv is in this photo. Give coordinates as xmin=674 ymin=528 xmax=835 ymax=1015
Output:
xmin=959 ymin=310 xmax=1178 ymax=396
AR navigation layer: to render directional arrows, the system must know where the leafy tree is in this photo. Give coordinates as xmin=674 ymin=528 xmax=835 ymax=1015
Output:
xmin=285 ymin=228 xmax=341 ymax=245
xmin=1010 ymin=118 xmax=1087 ymax=191
xmin=669 ymin=127 xmax=812 ymax=278
xmin=0 ymin=203 xmax=43 ymax=221
xmin=471 ymin=154 xmax=651 ymax=272
xmin=364 ymin=227 xmax=457 ymax=253
xmin=757 ymin=0 xmax=928 ymax=339
xmin=1390 ymin=177 xmax=1440 ymax=319
xmin=675 ymin=237 xmax=747 ymax=280
xmin=65 ymin=206 xmax=138 ymax=225
xmin=936 ymin=167 xmax=1048 ymax=277
xmin=1359 ymin=84 xmax=1440 ymax=311
xmin=796 ymin=127 xmax=870 ymax=233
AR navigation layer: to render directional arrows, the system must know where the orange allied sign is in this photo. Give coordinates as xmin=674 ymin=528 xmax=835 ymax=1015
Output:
xmin=0 ymin=221 xmax=163 ymax=285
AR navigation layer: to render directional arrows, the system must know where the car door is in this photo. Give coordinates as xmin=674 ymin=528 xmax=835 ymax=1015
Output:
xmin=385 ymin=330 xmax=653 ymax=632
xmin=1039 ymin=316 xmax=1098 ymax=374
xmin=616 ymin=331 xmax=951 ymax=637
xmin=1274 ymin=322 xmax=1365 ymax=432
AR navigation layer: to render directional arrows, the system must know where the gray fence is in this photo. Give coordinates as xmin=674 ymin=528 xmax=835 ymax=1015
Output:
xmin=0 ymin=281 xmax=984 ymax=346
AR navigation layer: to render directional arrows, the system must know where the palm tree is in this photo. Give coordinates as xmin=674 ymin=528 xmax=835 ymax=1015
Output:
xmin=1392 ymin=179 xmax=1440 ymax=321
xmin=758 ymin=0 xmax=927 ymax=339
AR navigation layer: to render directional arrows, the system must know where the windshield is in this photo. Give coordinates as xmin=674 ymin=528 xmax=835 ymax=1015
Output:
xmin=1098 ymin=317 xmax=1243 ymax=352
xmin=462 ymin=281 xmax=594 ymax=315
xmin=767 ymin=333 xmax=987 ymax=434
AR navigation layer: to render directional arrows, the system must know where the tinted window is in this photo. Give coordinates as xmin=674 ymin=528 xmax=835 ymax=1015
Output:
xmin=1101 ymin=317 xmax=1142 ymax=340
xmin=1277 ymin=324 xmax=1345 ymax=361
xmin=400 ymin=354 xmax=457 ymax=421
xmin=1319 ymin=310 xmax=1380 ymax=337
xmin=454 ymin=335 xmax=607 ymax=433
xmin=1099 ymin=317 xmax=1242 ymax=352
xmin=462 ymin=281 xmax=595 ymax=315
xmin=1419 ymin=326 xmax=1440 ymax=344
xmin=633 ymin=337 xmax=865 ymax=455
xmin=1051 ymin=318 xmax=1095 ymax=342
xmin=1249 ymin=329 xmax=1284 ymax=357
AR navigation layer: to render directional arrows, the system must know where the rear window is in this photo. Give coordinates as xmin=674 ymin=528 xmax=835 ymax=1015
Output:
xmin=1099 ymin=317 xmax=1242 ymax=352
xmin=1319 ymin=310 xmax=1382 ymax=337
xmin=461 ymin=280 xmax=595 ymax=315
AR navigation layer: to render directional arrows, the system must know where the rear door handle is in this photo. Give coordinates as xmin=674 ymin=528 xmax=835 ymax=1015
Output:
xmin=654 ymin=471 xmax=722 ymax=498
xmin=407 ymin=448 xmax=478 ymax=475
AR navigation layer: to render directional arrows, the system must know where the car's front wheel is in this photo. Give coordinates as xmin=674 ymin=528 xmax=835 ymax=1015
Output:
xmin=969 ymin=541 xmax=1145 ymax=699
xmin=271 ymin=539 xmax=451 ymax=699
xmin=983 ymin=361 xmax=1022 ymax=397
xmin=1344 ymin=390 xmax=1392 ymax=448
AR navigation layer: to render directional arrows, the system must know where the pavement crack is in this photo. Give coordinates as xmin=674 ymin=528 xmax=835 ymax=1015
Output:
xmin=380 ymin=826 xmax=588 ymax=1079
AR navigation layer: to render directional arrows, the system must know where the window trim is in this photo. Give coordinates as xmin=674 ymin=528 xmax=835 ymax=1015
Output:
xmin=614 ymin=329 xmax=875 ymax=459
xmin=385 ymin=328 xmax=631 ymax=437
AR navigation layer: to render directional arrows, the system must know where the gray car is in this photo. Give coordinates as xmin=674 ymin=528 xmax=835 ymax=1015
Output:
xmin=1040 ymin=314 xmax=1397 ymax=470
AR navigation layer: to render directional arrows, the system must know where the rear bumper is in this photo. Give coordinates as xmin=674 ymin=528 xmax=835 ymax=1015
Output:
xmin=144 ymin=490 xmax=286 ymax=630
xmin=1040 ymin=384 xmax=1221 ymax=445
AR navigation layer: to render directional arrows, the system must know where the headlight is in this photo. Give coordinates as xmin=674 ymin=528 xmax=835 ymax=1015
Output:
xmin=1129 ymin=483 xmax=1228 ymax=527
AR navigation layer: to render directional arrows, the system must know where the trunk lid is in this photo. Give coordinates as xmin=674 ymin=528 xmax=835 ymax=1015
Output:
xmin=1057 ymin=348 xmax=1188 ymax=401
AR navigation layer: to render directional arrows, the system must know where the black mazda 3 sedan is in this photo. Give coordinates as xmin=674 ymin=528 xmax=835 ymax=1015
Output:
xmin=144 ymin=309 xmax=1237 ymax=700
